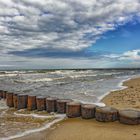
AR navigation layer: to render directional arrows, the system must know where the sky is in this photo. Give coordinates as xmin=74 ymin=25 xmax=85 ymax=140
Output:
xmin=0 ymin=0 xmax=140 ymax=69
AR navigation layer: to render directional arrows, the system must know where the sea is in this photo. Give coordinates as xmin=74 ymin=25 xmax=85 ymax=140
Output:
xmin=0 ymin=69 xmax=140 ymax=106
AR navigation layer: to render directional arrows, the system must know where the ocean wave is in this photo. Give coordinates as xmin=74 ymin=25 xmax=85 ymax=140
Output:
xmin=14 ymin=78 xmax=53 ymax=83
xmin=0 ymin=74 xmax=18 ymax=77
xmin=69 ymin=74 xmax=97 ymax=79
xmin=50 ymin=70 xmax=96 ymax=76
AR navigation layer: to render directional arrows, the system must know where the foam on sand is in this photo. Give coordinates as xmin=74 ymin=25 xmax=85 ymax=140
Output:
xmin=73 ymin=99 xmax=106 ymax=107
xmin=14 ymin=112 xmax=55 ymax=119
xmin=0 ymin=114 xmax=66 ymax=140
xmin=98 ymin=77 xmax=133 ymax=102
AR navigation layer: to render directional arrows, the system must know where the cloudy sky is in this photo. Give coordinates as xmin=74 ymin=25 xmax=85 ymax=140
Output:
xmin=0 ymin=0 xmax=140 ymax=69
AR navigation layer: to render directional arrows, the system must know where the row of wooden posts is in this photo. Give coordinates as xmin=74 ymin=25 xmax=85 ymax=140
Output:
xmin=0 ymin=90 xmax=140 ymax=125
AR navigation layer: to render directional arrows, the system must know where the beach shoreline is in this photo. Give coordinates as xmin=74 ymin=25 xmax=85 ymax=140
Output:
xmin=12 ymin=76 xmax=140 ymax=140
xmin=98 ymin=77 xmax=131 ymax=101
xmin=98 ymin=74 xmax=140 ymax=101
xmin=102 ymin=77 xmax=140 ymax=110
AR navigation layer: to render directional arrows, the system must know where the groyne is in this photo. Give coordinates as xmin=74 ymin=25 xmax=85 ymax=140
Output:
xmin=0 ymin=90 xmax=140 ymax=125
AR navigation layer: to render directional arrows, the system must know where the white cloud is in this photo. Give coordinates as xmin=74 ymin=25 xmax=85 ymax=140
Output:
xmin=0 ymin=0 xmax=139 ymax=53
xmin=104 ymin=54 xmax=121 ymax=59
xmin=119 ymin=50 xmax=140 ymax=60
xmin=104 ymin=49 xmax=140 ymax=61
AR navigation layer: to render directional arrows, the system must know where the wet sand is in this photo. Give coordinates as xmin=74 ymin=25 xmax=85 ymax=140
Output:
xmin=14 ymin=77 xmax=140 ymax=140
xmin=0 ymin=108 xmax=54 ymax=138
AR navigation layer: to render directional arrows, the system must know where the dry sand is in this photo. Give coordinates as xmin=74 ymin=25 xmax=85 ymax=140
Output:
xmin=102 ymin=77 xmax=140 ymax=110
xmin=14 ymin=118 xmax=140 ymax=140
xmin=14 ymin=77 xmax=140 ymax=140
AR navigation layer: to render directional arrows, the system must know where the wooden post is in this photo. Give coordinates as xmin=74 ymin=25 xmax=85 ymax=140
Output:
xmin=3 ymin=91 xmax=7 ymax=99
xmin=0 ymin=90 xmax=3 ymax=98
xmin=119 ymin=109 xmax=140 ymax=125
xmin=36 ymin=96 xmax=46 ymax=111
xmin=95 ymin=106 xmax=118 ymax=122
xmin=66 ymin=102 xmax=81 ymax=118
xmin=57 ymin=99 xmax=72 ymax=114
xmin=6 ymin=92 xmax=14 ymax=107
xmin=17 ymin=94 xmax=28 ymax=110
xmin=27 ymin=95 xmax=37 ymax=110
xmin=46 ymin=97 xmax=57 ymax=113
xmin=81 ymin=104 xmax=96 ymax=119
xmin=13 ymin=93 xmax=18 ymax=108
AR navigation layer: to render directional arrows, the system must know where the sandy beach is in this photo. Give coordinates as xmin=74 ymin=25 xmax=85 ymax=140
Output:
xmin=102 ymin=77 xmax=140 ymax=110
xmin=14 ymin=118 xmax=140 ymax=140
xmin=13 ymin=77 xmax=140 ymax=140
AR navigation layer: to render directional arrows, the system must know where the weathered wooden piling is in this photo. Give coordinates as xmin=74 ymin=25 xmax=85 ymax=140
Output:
xmin=3 ymin=91 xmax=7 ymax=99
xmin=57 ymin=99 xmax=72 ymax=114
xmin=0 ymin=90 xmax=3 ymax=98
xmin=46 ymin=97 xmax=57 ymax=113
xmin=119 ymin=109 xmax=140 ymax=125
xmin=81 ymin=104 xmax=96 ymax=119
xmin=13 ymin=93 xmax=18 ymax=108
xmin=17 ymin=94 xmax=28 ymax=110
xmin=66 ymin=102 xmax=81 ymax=118
xmin=6 ymin=92 xmax=14 ymax=107
xmin=95 ymin=106 xmax=118 ymax=122
xmin=27 ymin=95 xmax=37 ymax=110
xmin=36 ymin=96 xmax=46 ymax=111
